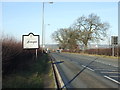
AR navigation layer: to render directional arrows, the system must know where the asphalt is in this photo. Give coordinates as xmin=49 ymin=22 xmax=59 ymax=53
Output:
xmin=51 ymin=52 xmax=119 ymax=88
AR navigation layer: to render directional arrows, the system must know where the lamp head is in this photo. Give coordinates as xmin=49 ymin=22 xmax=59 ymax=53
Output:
xmin=49 ymin=2 xmax=53 ymax=4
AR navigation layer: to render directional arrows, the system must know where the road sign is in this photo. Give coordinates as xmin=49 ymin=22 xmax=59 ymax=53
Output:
xmin=111 ymin=36 xmax=118 ymax=56
xmin=111 ymin=36 xmax=118 ymax=45
xmin=22 ymin=33 xmax=39 ymax=49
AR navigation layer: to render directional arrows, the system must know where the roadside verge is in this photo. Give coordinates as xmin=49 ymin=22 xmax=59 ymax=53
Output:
xmin=49 ymin=54 xmax=65 ymax=89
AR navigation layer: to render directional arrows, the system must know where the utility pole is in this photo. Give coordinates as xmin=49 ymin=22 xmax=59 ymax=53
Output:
xmin=42 ymin=2 xmax=44 ymax=53
xmin=41 ymin=2 xmax=53 ymax=53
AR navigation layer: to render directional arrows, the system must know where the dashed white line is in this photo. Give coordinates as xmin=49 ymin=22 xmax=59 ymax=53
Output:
xmin=81 ymin=65 xmax=94 ymax=71
xmin=95 ymin=61 xmax=118 ymax=68
xmin=87 ymin=67 xmax=95 ymax=71
xmin=104 ymin=75 xmax=120 ymax=84
xmin=82 ymin=65 xmax=86 ymax=67
xmin=101 ymin=71 xmax=118 ymax=74
xmin=94 ymin=68 xmax=105 ymax=70
xmin=94 ymin=69 xmax=117 ymax=72
xmin=109 ymin=76 xmax=118 ymax=78
xmin=109 ymin=65 xmax=118 ymax=67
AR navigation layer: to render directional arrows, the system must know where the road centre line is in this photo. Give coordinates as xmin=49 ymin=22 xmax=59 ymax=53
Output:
xmin=101 ymin=71 xmax=118 ymax=74
xmin=113 ymin=65 xmax=118 ymax=68
xmin=82 ymin=64 xmax=119 ymax=84
xmin=87 ymin=67 xmax=95 ymax=71
xmin=82 ymin=65 xmax=86 ymax=67
xmin=95 ymin=61 xmax=118 ymax=68
xmin=94 ymin=69 xmax=117 ymax=71
xmin=81 ymin=65 xmax=94 ymax=72
xmin=96 ymin=60 xmax=104 ymax=63
xmin=109 ymin=76 xmax=118 ymax=78
xmin=104 ymin=75 xmax=120 ymax=84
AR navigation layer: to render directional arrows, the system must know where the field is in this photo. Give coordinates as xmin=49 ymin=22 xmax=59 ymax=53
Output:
xmin=84 ymin=47 xmax=119 ymax=57
xmin=62 ymin=46 xmax=119 ymax=57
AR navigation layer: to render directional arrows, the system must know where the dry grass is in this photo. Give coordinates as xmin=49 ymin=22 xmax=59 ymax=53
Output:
xmin=2 ymin=35 xmax=54 ymax=88
xmin=2 ymin=36 xmax=38 ymax=75
xmin=84 ymin=48 xmax=118 ymax=57
xmin=62 ymin=47 xmax=119 ymax=57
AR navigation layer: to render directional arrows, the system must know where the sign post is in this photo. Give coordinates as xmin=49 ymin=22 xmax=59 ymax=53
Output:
xmin=112 ymin=44 xmax=114 ymax=56
xmin=111 ymin=36 xmax=118 ymax=56
xmin=22 ymin=33 xmax=39 ymax=60
xmin=36 ymin=49 xmax=38 ymax=59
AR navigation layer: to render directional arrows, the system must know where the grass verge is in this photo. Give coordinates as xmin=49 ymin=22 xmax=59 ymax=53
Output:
xmin=2 ymin=54 xmax=54 ymax=88
xmin=63 ymin=52 xmax=118 ymax=59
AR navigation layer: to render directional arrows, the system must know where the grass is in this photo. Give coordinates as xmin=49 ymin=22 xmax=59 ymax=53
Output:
xmin=2 ymin=54 xmax=54 ymax=88
xmin=79 ymin=53 xmax=118 ymax=59
xmin=63 ymin=52 xmax=118 ymax=59
xmin=2 ymin=35 xmax=55 ymax=88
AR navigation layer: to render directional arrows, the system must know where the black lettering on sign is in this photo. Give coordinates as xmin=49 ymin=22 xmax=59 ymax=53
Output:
xmin=27 ymin=41 xmax=37 ymax=44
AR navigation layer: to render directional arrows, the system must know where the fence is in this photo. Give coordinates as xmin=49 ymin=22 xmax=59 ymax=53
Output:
xmin=62 ymin=47 xmax=119 ymax=57
xmin=85 ymin=47 xmax=118 ymax=57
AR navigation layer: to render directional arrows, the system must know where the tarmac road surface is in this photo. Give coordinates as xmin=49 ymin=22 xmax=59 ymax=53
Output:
xmin=51 ymin=52 xmax=119 ymax=88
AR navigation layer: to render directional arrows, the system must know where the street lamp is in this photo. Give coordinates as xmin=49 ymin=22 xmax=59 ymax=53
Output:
xmin=42 ymin=2 xmax=53 ymax=53
xmin=44 ymin=24 xmax=50 ymax=48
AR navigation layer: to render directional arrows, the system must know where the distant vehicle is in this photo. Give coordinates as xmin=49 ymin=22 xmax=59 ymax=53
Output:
xmin=45 ymin=48 xmax=51 ymax=53
xmin=45 ymin=50 xmax=50 ymax=53
xmin=56 ymin=49 xmax=61 ymax=53
xmin=48 ymin=50 xmax=51 ymax=53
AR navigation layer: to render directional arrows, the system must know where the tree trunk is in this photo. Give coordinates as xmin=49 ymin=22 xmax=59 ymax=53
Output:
xmin=83 ymin=43 xmax=88 ymax=53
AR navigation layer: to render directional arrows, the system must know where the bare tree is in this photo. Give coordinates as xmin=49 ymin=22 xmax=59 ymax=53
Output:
xmin=72 ymin=13 xmax=110 ymax=50
xmin=52 ymin=28 xmax=78 ymax=51
xmin=52 ymin=13 xmax=110 ymax=51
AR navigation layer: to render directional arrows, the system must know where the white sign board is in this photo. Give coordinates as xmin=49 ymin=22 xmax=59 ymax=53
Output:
xmin=22 ymin=33 xmax=39 ymax=49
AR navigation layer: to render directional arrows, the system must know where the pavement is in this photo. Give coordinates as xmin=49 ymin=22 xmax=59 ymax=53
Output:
xmin=51 ymin=52 xmax=119 ymax=88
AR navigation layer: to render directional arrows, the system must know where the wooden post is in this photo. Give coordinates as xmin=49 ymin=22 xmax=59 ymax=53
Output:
xmin=112 ymin=45 xmax=114 ymax=56
xmin=36 ymin=49 xmax=38 ymax=60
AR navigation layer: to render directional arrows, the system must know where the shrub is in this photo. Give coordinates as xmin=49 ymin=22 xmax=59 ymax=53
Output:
xmin=2 ymin=36 xmax=42 ymax=75
xmin=84 ymin=47 xmax=118 ymax=56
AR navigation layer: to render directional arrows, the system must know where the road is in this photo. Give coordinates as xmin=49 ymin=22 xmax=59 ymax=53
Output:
xmin=51 ymin=52 xmax=119 ymax=88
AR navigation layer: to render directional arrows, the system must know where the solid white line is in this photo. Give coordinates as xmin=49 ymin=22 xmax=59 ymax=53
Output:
xmin=104 ymin=75 xmax=120 ymax=84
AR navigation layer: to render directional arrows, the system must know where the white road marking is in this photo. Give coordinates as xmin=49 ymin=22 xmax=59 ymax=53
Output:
xmin=82 ymin=65 xmax=86 ymax=67
xmin=109 ymin=76 xmax=118 ymax=78
xmin=94 ymin=68 xmax=106 ymax=70
xmin=104 ymin=75 xmax=120 ymax=84
xmin=87 ymin=67 xmax=95 ymax=71
xmin=95 ymin=61 xmax=118 ymax=68
xmin=94 ymin=69 xmax=117 ymax=72
xmin=113 ymin=66 xmax=118 ymax=68
xmin=101 ymin=71 xmax=118 ymax=74
xmin=81 ymin=65 xmax=94 ymax=71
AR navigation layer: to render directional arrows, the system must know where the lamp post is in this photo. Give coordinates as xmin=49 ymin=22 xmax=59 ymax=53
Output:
xmin=42 ymin=2 xmax=44 ymax=53
xmin=44 ymin=24 xmax=50 ymax=48
xmin=42 ymin=2 xmax=53 ymax=53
